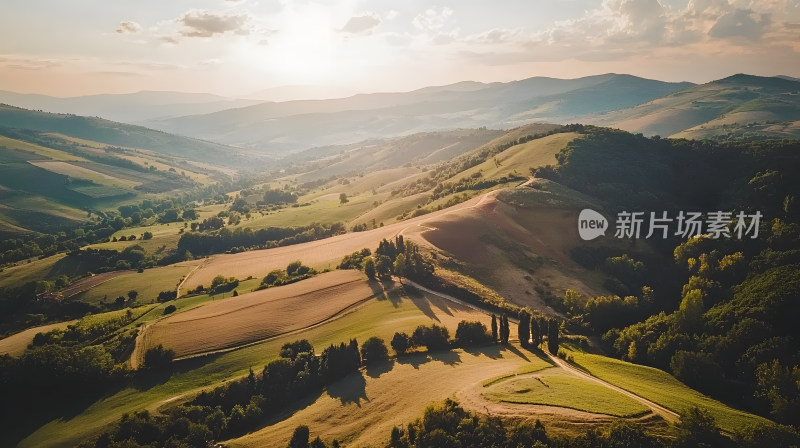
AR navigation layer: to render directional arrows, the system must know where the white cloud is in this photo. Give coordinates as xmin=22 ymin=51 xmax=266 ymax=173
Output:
xmin=341 ymin=13 xmax=381 ymax=34
xmin=709 ymin=9 xmax=771 ymax=39
xmin=178 ymin=10 xmax=251 ymax=38
xmin=116 ymin=21 xmax=141 ymax=34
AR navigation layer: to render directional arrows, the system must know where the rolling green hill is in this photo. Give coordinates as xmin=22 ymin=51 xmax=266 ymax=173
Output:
xmin=594 ymin=74 xmax=800 ymax=138
xmin=0 ymin=104 xmax=262 ymax=168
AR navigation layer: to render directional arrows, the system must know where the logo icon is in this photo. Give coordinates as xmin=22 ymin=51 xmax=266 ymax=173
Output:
xmin=578 ymin=209 xmax=608 ymax=241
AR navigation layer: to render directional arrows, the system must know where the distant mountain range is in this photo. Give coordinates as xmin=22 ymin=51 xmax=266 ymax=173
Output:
xmin=140 ymin=73 xmax=694 ymax=152
xmin=1 ymin=73 xmax=798 ymax=155
xmin=0 ymin=90 xmax=261 ymax=123
xmin=593 ymin=74 xmax=800 ymax=139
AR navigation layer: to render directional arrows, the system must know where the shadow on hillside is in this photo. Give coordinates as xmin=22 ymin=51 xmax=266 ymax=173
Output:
xmin=327 ymin=371 xmax=368 ymax=406
xmin=463 ymin=343 xmax=504 ymax=360
xmin=430 ymin=349 xmax=461 ymax=366
xmin=133 ymin=352 xmax=223 ymax=391
xmin=519 ymin=345 xmax=555 ymax=365
xmin=396 ymin=351 xmax=430 ymax=369
xmin=366 ymin=359 xmax=395 ymax=378
xmin=2 ymin=385 xmax=125 ymax=448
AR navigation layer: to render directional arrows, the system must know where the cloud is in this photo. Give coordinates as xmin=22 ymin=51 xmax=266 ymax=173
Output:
xmin=709 ymin=9 xmax=771 ymax=39
xmin=341 ymin=14 xmax=380 ymax=34
xmin=116 ymin=21 xmax=141 ymax=34
xmin=158 ymin=36 xmax=180 ymax=44
xmin=412 ymin=7 xmax=453 ymax=32
xmin=178 ymin=10 xmax=250 ymax=38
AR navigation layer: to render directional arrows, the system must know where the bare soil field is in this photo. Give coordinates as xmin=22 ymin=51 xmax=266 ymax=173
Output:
xmin=60 ymin=270 xmax=134 ymax=298
xmin=184 ymin=193 xmax=492 ymax=289
xmin=141 ymin=270 xmax=383 ymax=358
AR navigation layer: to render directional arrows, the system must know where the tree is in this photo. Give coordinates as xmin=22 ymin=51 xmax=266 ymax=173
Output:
xmin=143 ymin=344 xmax=175 ymax=370
xmin=547 ymin=319 xmax=559 ymax=354
xmin=499 ymin=314 xmax=510 ymax=344
xmin=531 ymin=316 xmax=540 ymax=347
xmin=280 ymin=340 xmax=314 ymax=360
xmin=339 ymin=193 xmax=348 ymax=204
xmin=164 ymin=304 xmax=176 ymax=314
xmin=393 ymin=253 xmax=407 ymax=279
xmin=115 ymin=296 xmax=126 ymax=308
xmin=391 ymin=332 xmax=412 ymax=355
xmin=363 ymin=257 xmax=376 ymax=280
xmin=360 ymin=337 xmax=389 ymax=365
xmin=142 ymin=231 xmax=153 ymax=240
xmin=491 ymin=314 xmax=498 ymax=341
xmin=287 ymin=260 xmax=303 ymax=276
xmin=375 ymin=255 xmax=393 ymax=279
xmin=412 ymin=324 xmax=450 ymax=351
xmin=288 ymin=425 xmax=310 ymax=448
xmin=127 ymin=290 xmax=138 ymax=301
xmin=678 ymin=288 xmax=704 ymax=334
xmin=455 ymin=321 xmax=490 ymax=346
xmin=518 ymin=309 xmax=531 ymax=346
xmin=674 ymin=407 xmax=727 ymax=448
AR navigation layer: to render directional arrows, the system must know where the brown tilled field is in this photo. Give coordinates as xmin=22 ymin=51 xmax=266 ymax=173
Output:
xmin=184 ymin=192 xmax=493 ymax=289
xmin=142 ymin=270 xmax=384 ymax=358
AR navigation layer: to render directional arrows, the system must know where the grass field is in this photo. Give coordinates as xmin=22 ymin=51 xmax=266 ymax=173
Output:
xmin=28 ymin=160 xmax=137 ymax=189
xmin=0 ymin=135 xmax=86 ymax=161
xmin=482 ymin=367 xmax=650 ymax=418
xmin=142 ymin=270 xmax=379 ymax=358
xmin=71 ymin=260 xmax=203 ymax=306
xmin=0 ymin=320 xmax=77 ymax=356
xmin=0 ymin=253 xmax=108 ymax=289
xmin=566 ymin=350 xmax=772 ymax=433
xmin=451 ymin=133 xmax=579 ymax=182
xmin=19 ymin=281 xmax=495 ymax=448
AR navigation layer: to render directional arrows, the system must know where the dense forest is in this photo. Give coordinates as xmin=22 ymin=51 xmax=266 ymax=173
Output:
xmin=534 ymin=127 xmax=800 ymax=425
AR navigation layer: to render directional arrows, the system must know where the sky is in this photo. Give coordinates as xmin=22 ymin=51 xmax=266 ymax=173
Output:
xmin=1 ymin=0 xmax=799 ymax=98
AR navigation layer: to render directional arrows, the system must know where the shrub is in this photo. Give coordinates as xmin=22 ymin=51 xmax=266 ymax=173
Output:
xmin=143 ymin=344 xmax=175 ymax=369
xmin=391 ymin=332 xmax=412 ymax=355
xmin=164 ymin=304 xmax=177 ymax=314
xmin=360 ymin=337 xmax=389 ymax=365
xmin=412 ymin=324 xmax=450 ymax=351
xmin=454 ymin=320 xmax=491 ymax=346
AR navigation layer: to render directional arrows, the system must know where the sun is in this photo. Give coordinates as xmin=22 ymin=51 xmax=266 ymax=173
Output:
xmin=254 ymin=8 xmax=335 ymax=84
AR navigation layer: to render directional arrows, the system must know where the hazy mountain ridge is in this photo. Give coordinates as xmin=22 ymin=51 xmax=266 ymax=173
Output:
xmin=143 ymin=73 xmax=693 ymax=152
xmin=0 ymin=90 xmax=261 ymax=123
xmin=591 ymin=74 xmax=800 ymax=138
xmin=0 ymin=103 xmax=262 ymax=168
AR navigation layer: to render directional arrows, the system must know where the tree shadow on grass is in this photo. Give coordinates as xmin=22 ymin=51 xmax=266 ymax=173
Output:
xmin=327 ymin=371 xmax=368 ymax=406
xmin=520 ymin=345 xmax=556 ymax=366
xmin=430 ymin=349 xmax=462 ymax=366
xmin=395 ymin=351 xmax=431 ymax=369
xmin=462 ymin=343 xmax=504 ymax=360
xmin=501 ymin=344 xmax=532 ymax=362
xmin=366 ymin=359 xmax=395 ymax=378
xmin=133 ymin=352 xmax=223 ymax=391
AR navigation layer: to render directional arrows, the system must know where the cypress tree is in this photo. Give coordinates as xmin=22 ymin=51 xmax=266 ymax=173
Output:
xmin=500 ymin=314 xmax=510 ymax=344
xmin=517 ymin=309 xmax=530 ymax=346
xmin=547 ymin=319 xmax=559 ymax=354
xmin=491 ymin=314 xmax=498 ymax=341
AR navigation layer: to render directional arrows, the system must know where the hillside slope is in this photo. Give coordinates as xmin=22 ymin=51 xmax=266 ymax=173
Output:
xmin=594 ymin=74 xmax=800 ymax=138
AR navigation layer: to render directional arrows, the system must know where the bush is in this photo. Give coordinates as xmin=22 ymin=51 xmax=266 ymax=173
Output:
xmin=143 ymin=344 xmax=175 ymax=369
xmin=360 ymin=337 xmax=389 ymax=365
xmin=157 ymin=290 xmax=177 ymax=302
xmin=412 ymin=324 xmax=450 ymax=351
xmin=454 ymin=320 xmax=491 ymax=346
xmin=280 ymin=340 xmax=314 ymax=360
xmin=163 ymin=304 xmax=177 ymax=314
xmin=391 ymin=332 xmax=412 ymax=355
